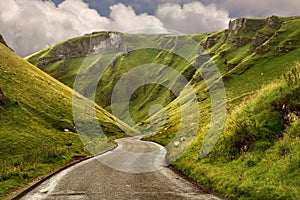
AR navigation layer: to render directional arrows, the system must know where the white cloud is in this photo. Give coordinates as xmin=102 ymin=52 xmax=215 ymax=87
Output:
xmin=0 ymin=0 xmax=164 ymax=57
xmin=0 ymin=0 xmax=230 ymax=57
xmin=155 ymin=1 xmax=230 ymax=34
xmin=0 ymin=0 xmax=111 ymax=57
xmin=109 ymin=3 xmax=164 ymax=32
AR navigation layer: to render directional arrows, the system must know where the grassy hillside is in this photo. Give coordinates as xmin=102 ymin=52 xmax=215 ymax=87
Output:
xmin=27 ymin=16 xmax=300 ymax=122
xmin=172 ymin=63 xmax=299 ymax=199
xmin=0 ymin=43 xmax=135 ymax=198
xmin=148 ymin=17 xmax=300 ymax=199
xmin=149 ymin=16 xmax=300 ymax=142
xmin=25 ymin=15 xmax=300 ymax=199
xmin=26 ymin=33 xmax=197 ymax=126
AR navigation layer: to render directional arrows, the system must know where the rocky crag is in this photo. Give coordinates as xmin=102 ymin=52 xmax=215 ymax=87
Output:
xmin=202 ymin=16 xmax=283 ymax=50
xmin=38 ymin=32 xmax=122 ymax=66
xmin=226 ymin=16 xmax=282 ymax=47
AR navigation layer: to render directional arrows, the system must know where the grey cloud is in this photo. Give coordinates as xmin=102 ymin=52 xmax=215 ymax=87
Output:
xmin=77 ymin=0 xmax=300 ymax=19
xmin=72 ymin=0 xmax=195 ymax=16
xmin=198 ymin=0 xmax=300 ymax=18
xmin=225 ymin=0 xmax=300 ymax=18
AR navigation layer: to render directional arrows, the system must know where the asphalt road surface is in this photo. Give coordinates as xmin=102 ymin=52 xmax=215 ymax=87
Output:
xmin=20 ymin=137 xmax=223 ymax=200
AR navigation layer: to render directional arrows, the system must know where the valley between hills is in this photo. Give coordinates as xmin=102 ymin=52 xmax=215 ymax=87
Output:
xmin=0 ymin=15 xmax=299 ymax=199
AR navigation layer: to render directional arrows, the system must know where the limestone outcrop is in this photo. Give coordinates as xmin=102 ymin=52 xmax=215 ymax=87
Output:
xmin=225 ymin=16 xmax=282 ymax=48
xmin=38 ymin=32 xmax=122 ymax=67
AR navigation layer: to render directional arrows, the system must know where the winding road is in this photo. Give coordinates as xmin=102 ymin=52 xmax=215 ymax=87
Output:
xmin=19 ymin=137 xmax=222 ymax=200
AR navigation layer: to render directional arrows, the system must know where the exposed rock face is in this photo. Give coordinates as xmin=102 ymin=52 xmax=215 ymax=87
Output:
xmin=203 ymin=36 xmax=216 ymax=49
xmin=225 ymin=18 xmax=264 ymax=47
xmin=230 ymin=37 xmax=252 ymax=47
xmin=226 ymin=18 xmax=248 ymax=39
xmin=0 ymin=88 xmax=7 ymax=106
xmin=38 ymin=32 xmax=122 ymax=67
xmin=255 ymin=45 xmax=270 ymax=54
xmin=38 ymin=57 xmax=64 ymax=67
xmin=90 ymin=32 xmax=122 ymax=54
xmin=265 ymin=16 xmax=282 ymax=30
xmin=225 ymin=16 xmax=282 ymax=48
xmin=252 ymin=16 xmax=282 ymax=48
xmin=225 ymin=64 xmax=236 ymax=72
xmin=252 ymin=32 xmax=270 ymax=47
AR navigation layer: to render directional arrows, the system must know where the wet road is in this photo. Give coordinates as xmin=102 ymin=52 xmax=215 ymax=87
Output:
xmin=20 ymin=137 xmax=222 ymax=200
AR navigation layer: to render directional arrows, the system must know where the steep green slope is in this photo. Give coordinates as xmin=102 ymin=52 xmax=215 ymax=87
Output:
xmin=150 ymin=16 xmax=300 ymax=144
xmin=27 ymin=16 xmax=300 ymax=123
xmin=172 ymin=63 xmax=299 ymax=199
xmin=26 ymin=15 xmax=300 ymax=199
xmin=0 ymin=42 xmax=134 ymax=197
xmin=27 ymin=33 xmax=199 ymax=128
xmin=149 ymin=16 xmax=300 ymax=199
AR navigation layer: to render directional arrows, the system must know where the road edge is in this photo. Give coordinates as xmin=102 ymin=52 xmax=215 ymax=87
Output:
xmin=168 ymin=165 xmax=230 ymax=200
xmin=11 ymin=138 xmax=228 ymax=200
xmin=11 ymin=144 xmax=118 ymax=200
xmin=141 ymin=135 xmax=228 ymax=200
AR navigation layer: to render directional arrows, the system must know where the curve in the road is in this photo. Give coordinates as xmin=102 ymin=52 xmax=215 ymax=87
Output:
xmin=97 ymin=137 xmax=168 ymax=173
xmin=17 ymin=137 xmax=223 ymax=200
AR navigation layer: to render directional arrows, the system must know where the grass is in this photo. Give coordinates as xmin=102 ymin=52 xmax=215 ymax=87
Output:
xmin=144 ymin=17 xmax=300 ymax=199
xmin=28 ymin=34 xmax=196 ymax=125
xmin=172 ymin=63 xmax=299 ymax=199
xmin=24 ymin=16 xmax=300 ymax=199
xmin=0 ymin=43 xmax=135 ymax=198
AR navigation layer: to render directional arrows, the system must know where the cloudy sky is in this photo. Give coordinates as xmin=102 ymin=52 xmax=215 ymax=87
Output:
xmin=0 ymin=0 xmax=299 ymax=57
